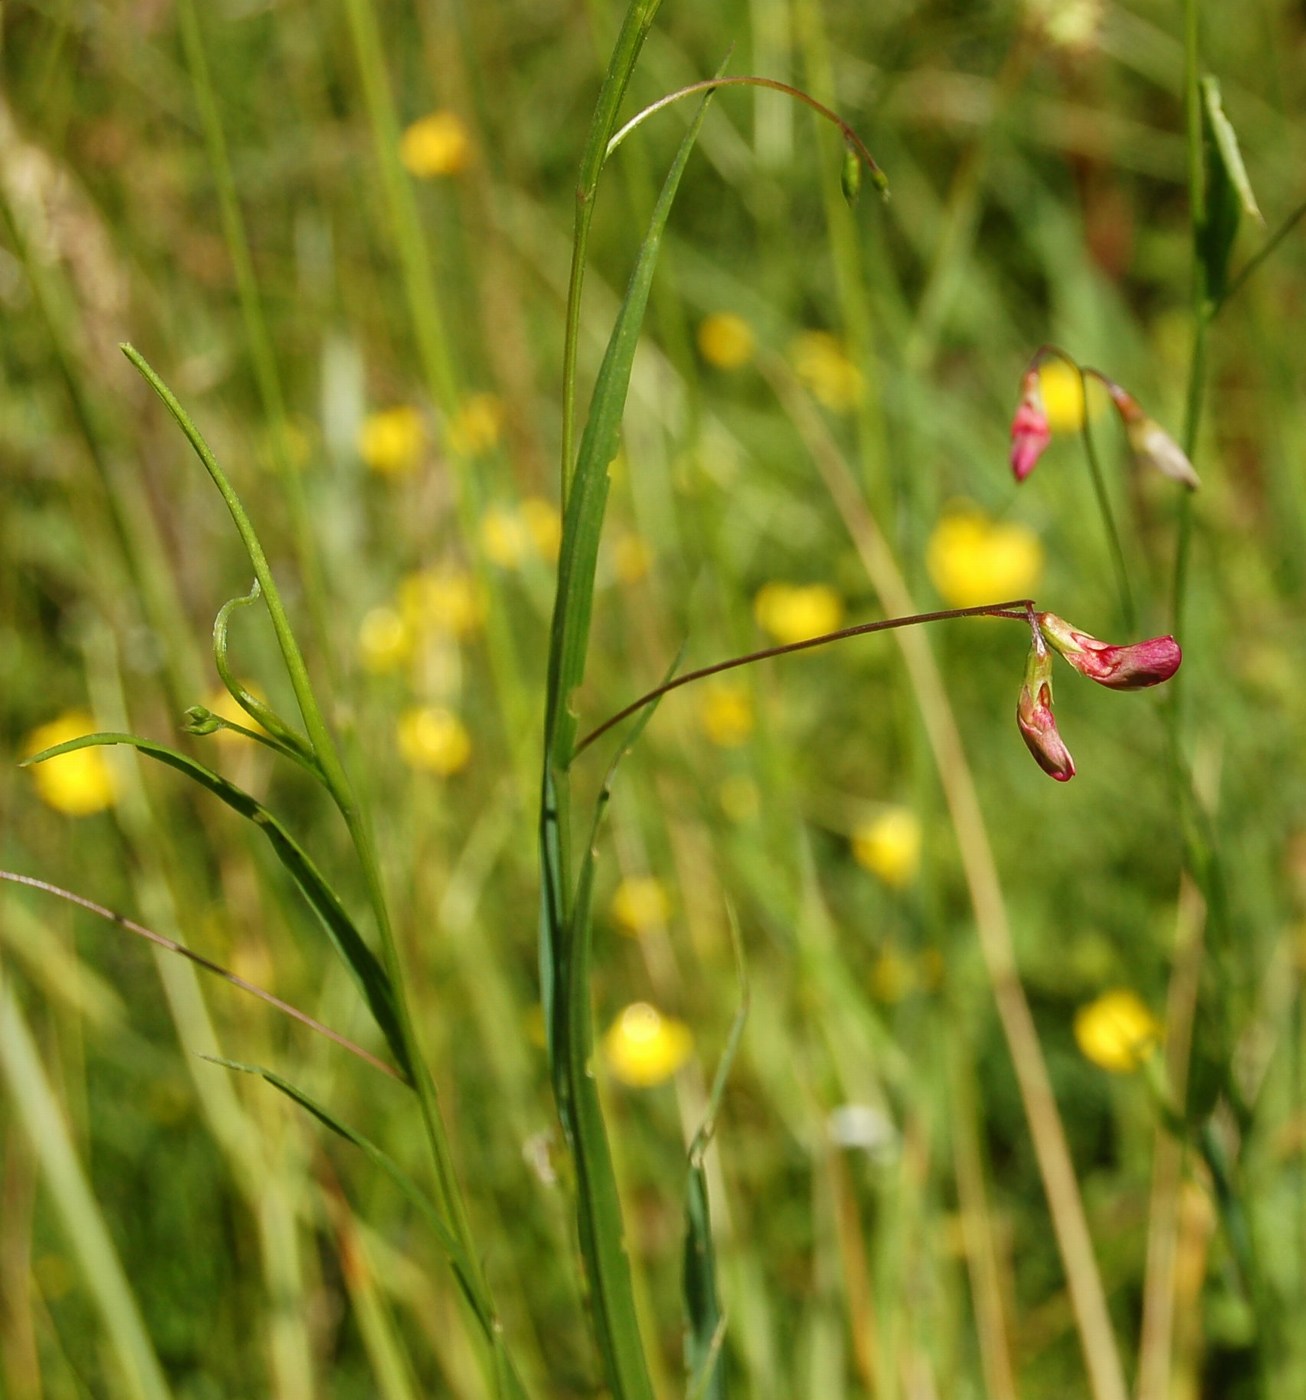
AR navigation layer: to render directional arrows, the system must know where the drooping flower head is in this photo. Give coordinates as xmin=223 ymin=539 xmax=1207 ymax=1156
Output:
xmin=1010 ymin=366 xmax=1052 ymax=482
xmin=1037 ymin=612 xmax=1182 ymax=689
xmin=1016 ymin=637 xmax=1076 ymax=781
xmin=1102 ymin=380 xmax=1200 ymax=490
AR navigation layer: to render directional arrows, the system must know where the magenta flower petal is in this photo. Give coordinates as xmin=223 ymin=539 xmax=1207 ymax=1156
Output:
xmin=1038 ymin=612 xmax=1182 ymax=690
xmin=1010 ymin=368 xmax=1051 ymax=483
xmin=1016 ymin=642 xmax=1076 ymax=781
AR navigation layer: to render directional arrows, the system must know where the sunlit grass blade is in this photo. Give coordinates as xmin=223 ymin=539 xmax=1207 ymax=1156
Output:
xmin=214 ymin=1059 xmax=527 ymax=1400
xmin=683 ymin=908 xmax=749 ymax=1400
xmin=0 ymin=978 xmax=174 ymax=1400
xmin=24 ymin=732 xmax=410 ymax=1080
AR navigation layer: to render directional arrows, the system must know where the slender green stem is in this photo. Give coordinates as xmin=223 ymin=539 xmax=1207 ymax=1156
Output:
xmin=1078 ymin=374 xmax=1136 ymax=631
xmin=574 ymin=601 xmax=1034 ymax=758
xmin=0 ymin=872 xmax=400 ymax=1080
xmin=605 ymin=75 xmax=888 ymax=194
xmin=120 ymin=345 xmax=518 ymax=1389
xmin=560 ymin=0 xmax=664 ymax=499
xmin=1214 ymin=196 xmax=1306 ymax=315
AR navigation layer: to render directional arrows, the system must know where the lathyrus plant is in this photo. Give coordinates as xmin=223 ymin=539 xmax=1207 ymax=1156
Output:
xmin=9 ymin=0 xmax=1304 ymax=1395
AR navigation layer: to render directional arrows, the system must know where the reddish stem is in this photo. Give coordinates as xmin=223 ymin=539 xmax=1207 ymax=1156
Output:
xmin=573 ymin=599 xmax=1035 ymax=760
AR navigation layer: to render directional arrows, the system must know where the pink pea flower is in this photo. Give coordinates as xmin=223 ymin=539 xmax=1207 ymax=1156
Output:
xmin=1038 ymin=612 xmax=1182 ymax=690
xmin=1010 ymin=367 xmax=1052 ymax=483
xmin=1016 ymin=641 xmax=1076 ymax=781
xmin=1103 ymin=381 xmax=1200 ymax=490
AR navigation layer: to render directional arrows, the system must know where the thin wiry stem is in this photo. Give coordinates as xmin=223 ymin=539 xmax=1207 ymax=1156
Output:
xmin=573 ymin=601 xmax=1034 ymax=759
xmin=605 ymin=75 xmax=888 ymax=196
xmin=0 ymin=870 xmax=400 ymax=1081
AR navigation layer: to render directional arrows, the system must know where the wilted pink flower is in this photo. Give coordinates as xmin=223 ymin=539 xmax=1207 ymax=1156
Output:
xmin=1016 ymin=641 xmax=1076 ymax=781
xmin=1103 ymin=381 xmax=1200 ymax=490
xmin=1010 ymin=368 xmax=1052 ymax=482
xmin=1038 ymin=612 xmax=1182 ymax=690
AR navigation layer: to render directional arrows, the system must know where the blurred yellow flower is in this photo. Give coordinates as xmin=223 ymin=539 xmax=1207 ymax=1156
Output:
xmin=1074 ymin=989 xmax=1162 ymax=1073
xmin=201 ymin=683 xmax=269 ymax=745
xmin=697 ymin=312 xmax=755 ymax=370
xmin=399 ymin=110 xmax=472 ymax=177
xmin=612 ymin=533 xmax=653 ymax=584
xmin=870 ymin=948 xmax=916 ymax=1003
xmin=24 ymin=710 xmax=117 ymax=816
xmin=602 ymin=1002 xmax=693 ymax=1087
xmin=397 ymin=568 xmax=483 ymax=638
xmin=1026 ymin=0 xmax=1102 ymax=51
xmin=754 ymin=581 xmax=844 ymax=645
xmin=926 ymin=508 xmax=1043 ymax=609
xmin=481 ymin=496 xmax=561 ymax=568
xmin=789 ymin=330 xmax=864 ymax=411
xmin=699 ymin=682 xmax=754 ymax=748
xmin=852 ymin=808 xmax=922 ymax=888
xmin=718 ymin=774 xmax=760 ymax=822
xmin=611 ymin=876 xmax=671 ymax=935
xmin=446 ymin=393 xmax=503 ymax=457
xmin=358 ymin=606 xmax=412 ymax=674
xmin=396 ymin=706 xmax=471 ymax=776
xmin=1037 ymin=359 xmax=1111 ymax=434
xmin=358 ymin=406 xmax=425 ymax=476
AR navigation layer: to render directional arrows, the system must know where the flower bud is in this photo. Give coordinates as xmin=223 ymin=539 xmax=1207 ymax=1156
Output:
xmin=1010 ymin=368 xmax=1052 ymax=482
xmin=1037 ymin=612 xmax=1182 ymax=689
xmin=1104 ymin=382 xmax=1200 ymax=490
xmin=1016 ymin=642 xmax=1076 ymax=781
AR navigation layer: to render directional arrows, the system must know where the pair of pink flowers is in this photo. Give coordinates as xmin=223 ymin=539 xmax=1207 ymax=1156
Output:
xmin=1016 ymin=612 xmax=1182 ymax=781
xmin=1010 ymin=355 xmax=1200 ymax=490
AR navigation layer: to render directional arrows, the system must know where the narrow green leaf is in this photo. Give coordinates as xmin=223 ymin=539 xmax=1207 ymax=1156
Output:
xmin=26 ymin=733 xmax=410 ymax=1081
xmin=683 ymin=906 xmax=748 ymax=1400
xmin=1199 ymin=76 xmax=1261 ymax=305
xmin=211 ymin=581 xmax=320 ymax=773
xmin=544 ymin=64 xmax=727 ymax=774
xmin=212 ymin=1058 xmax=528 ymax=1399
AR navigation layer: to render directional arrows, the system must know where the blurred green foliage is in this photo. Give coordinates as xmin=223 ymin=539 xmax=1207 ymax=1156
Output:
xmin=3 ymin=0 xmax=1306 ymax=1395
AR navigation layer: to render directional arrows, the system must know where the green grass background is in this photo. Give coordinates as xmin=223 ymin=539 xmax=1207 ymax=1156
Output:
xmin=3 ymin=0 xmax=1306 ymax=1395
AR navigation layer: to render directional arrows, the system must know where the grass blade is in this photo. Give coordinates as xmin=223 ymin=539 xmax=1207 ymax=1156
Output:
xmin=0 ymin=979 xmax=173 ymax=1400
xmin=24 ymin=733 xmax=410 ymax=1080
xmin=683 ymin=908 xmax=748 ymax=1400
xmin=214 ymin=1060 xmax=527 ymax=1399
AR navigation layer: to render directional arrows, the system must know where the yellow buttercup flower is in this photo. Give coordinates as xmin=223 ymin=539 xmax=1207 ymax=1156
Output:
xmin=1037 ymin=359 xmax=1111 ymax=434
xmin=869 ymin=948 xmax=916 ymax=1003
xmin=1074 ymin=989 xmax=1162 ymax=1073
xmin=24 ymin=710 xmax=117 ymax=816
xmin=697 ymin=312 xmax=755 ymax=370
xmin=397 ymin=568 xmax=483 ymax=638
xmin=521 ymin=497 xmax=562 ymax=561
xmin=446 ymin=393 xmax=503 ymax=458
xmin=358 ymin=406 xmax=425 ymax=476
xmin=718 ymin=775 xmax=760 ymax=822
xmin=926 ymin=508 xmax=1044 ymax=609
xmin=789 ymin=331 xmax=864 ymax=411
xmin=602 ymin=1002 xmax=693 ymax=1087
xmin=481 ymin=497 xmax=561 ymax=568
xmin=754 ymin=582 xmax=844 ymax=645
xmin=358 ymin=606 xmax=412 ymax=674
xmin=611 ymin=876 xmax=671 ymax=936
xmin=396 ymin=706 xmax=471 ymax=776
xmin=399 ymin=110 xmax=472 ymax=177
xmin=612 ymin=533 xmax=653 ymax=584
xmin=699 ymin=682 xmax=754 ymax=748
xmin=852 ymin=808 xmax=922 ymax=888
